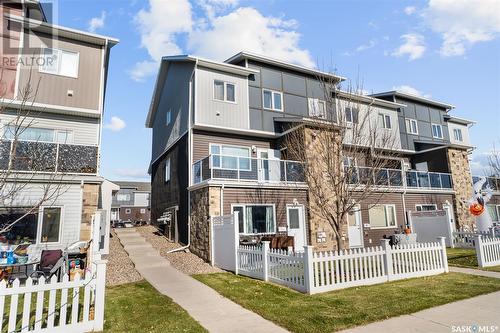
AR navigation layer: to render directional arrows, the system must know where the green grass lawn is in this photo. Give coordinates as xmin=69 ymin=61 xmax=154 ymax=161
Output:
xmin=447 ymin=248 xmax=500 ymax=272
xmin=195 ymin=272 xmax=500 ymax=333
xmin=104 ymin=280 xmax=207 ymax=333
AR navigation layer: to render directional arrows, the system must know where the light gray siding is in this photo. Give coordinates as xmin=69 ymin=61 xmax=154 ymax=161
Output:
xmin=0 ymin=110 xmax=99 ymax=145
xmin=448 ymin=121 xmax=473 ymax=147
xmin=151 ymin=62 xmax=194 ymax=162
xmin=195 ymin=66 xmax=250 ymax=130
xmin=134 ymin=192 xmax=150 ymax=207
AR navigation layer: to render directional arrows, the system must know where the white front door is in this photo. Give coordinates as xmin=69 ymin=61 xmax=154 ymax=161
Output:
xmin=257 ymin=149 xmax=281 ymax=182
xmin=287 ymin=205 xmax=306 ymax=251
xmin=347 ymin=208 xmax=363 ymax=248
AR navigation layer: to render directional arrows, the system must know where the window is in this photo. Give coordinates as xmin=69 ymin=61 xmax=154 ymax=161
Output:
xmin=39 ymin=48 xmax=79 ymax=78
xmin=262 ymin=89 xmax=283 ymax=111
xmin=232 ymin=204 xmax=275 ymax=234
xmin=165 ymin=157 xmax=171 ymax=182
xmin=379 ymin=114 xmax=392 ymax=129
xmin=343 ymin=156 xmax=356 ymax=167
xmin=213 ymin=80 xmax=236 ymax=102
xmin=210 ymin=144 xmax=251 ymax=171
xmin=0 ymin=208 xmax=38 ymax=244
xmin=166 ymin=110 xmax=172 ymax=126
xmin=345 ymin=107 xmax=359 ymax=124
xmin=487 ymin=205 xmax=500 ymax=221
xmin=432 ymin=124 xmax=443 ymax=139
xmin=453 ymin=128 xmax=463 ymax=142
xmin=40 ymin=207 xmax=61 ymax=243
xmin=3 ymin=126 xmax=74 ymax=144
xmin=368 ymin=204 xmax=397 ymax=228
xmin=125 ymin=208 xmax=131 ymax=214
xmin=117 ymin=194 xmax=130 ymax=201
xmin=405 ymin=118 xmax=418 ymax=135
xmin=308 ymin=98 xmax=326 ymax=118
xmin=140 ymin=208 xmax=146 ymax=214
xmin=416 ymin=204 xmax=437 ymax=211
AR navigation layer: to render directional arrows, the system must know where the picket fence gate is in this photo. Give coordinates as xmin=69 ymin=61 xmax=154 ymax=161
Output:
xmin=475 ymin=235 xmax=500 ymax=268
xmin=452 ymin=229 xmax=498 ymax=248
xmin=0 ymin=258 xmax=106 ymax=333
xmin=236 ymin=238 xmax=448 ymax=294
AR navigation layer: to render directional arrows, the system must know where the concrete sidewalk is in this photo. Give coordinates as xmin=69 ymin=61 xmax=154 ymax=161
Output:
xmin=340 ymin=291 xmax=500 ymax=333
xmin=450 ymin=266 xmax=500 ymax=279
xmin=114 ymin=228 xmax=288 ymax=333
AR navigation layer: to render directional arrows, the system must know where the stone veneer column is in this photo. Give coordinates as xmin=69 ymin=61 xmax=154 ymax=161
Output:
xmin=447 ymin=148 xmax=474 ymax=229
xmin=81 ymin=183 xmax=100 ymax=241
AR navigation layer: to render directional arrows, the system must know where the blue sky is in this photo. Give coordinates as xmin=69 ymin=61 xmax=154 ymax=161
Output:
xmin=54 ymin=0 xmax=500 ymax=180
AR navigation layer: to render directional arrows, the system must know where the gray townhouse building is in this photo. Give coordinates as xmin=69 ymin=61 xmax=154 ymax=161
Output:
xmin=146 ymin=51 xmax=476 ymax=261
xmin=111 ymin=181 xmax=151 ymax=224
xmin=0 ymin=2 xmax=118 ymax=256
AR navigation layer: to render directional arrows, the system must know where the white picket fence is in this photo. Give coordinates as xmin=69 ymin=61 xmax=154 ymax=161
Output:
xmin=236 ymin=238 xmax=448 ymax=294
xmin=475 ymin=235 xmax=500 ymax=268
xmin=452 ymin=230 xmax=497 ymax=248
xmin=0 ymin=257 xmax=107 ymax=333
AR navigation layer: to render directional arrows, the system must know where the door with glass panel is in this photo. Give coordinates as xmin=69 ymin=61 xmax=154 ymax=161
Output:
xmin=347 ymin=207 xmax=363 ymax=248
xmin=257 ymin=148 xmax=280 ymax=182
xmin=287 ymin=205 xmax=306 ymax=251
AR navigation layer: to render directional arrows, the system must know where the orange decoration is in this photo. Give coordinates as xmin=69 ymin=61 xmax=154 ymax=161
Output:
xmin=469 ymin=203 xmax=484 ymax=216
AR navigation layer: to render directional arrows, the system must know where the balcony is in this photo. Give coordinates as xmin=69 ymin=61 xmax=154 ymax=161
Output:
xmin=347 ymin=166 xmax=453 ymax=190
xmin=0 ymin=140 xmax=98 ymax=174
xmin=192 ymin=154 xmax=305 ymax=184
xmin=472 ymin=176 xmax=500 ymax=192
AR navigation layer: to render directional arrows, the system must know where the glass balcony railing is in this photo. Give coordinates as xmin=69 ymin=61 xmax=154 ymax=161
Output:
xmin=405 ymin=170 xmax=453 ymax=189
xmin=0 ymin=140 xmax=98 ymax=174
xmin=472 ymin=176 xmax=500 ymax=191
xmin=192 ymin=154 xmax=305 ymax=184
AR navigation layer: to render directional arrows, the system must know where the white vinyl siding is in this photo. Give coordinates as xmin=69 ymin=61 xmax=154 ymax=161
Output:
xmin=39 ymin=48 xmax=79 ymax=78
xmin=263 ymin=89 xmax=283 ymax=111
xmin=432 ymin=123 xmax=443 ymax=139
xmin=369 ymin=204 xmax=397 ymax=228
xmin=405 ymin=118 xmax=418 ymax=135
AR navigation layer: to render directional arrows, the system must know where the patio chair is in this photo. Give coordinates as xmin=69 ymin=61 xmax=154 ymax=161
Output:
xmin=30 ymin=249 xmax=64 ymax=281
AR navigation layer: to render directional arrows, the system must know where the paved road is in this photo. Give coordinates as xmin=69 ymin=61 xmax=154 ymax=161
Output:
xmin=115 ymin=228 xmax=289 ymax=333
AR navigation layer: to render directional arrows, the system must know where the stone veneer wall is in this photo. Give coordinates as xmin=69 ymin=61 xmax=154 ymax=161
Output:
xmin=189 ymin=186 xmax=221 ymax=262
xmin=447 ymin=148 xmax=474 ymax=229
xmin=81 ymin=183 xmax=100 ymax=241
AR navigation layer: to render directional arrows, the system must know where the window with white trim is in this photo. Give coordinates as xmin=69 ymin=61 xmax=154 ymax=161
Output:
xmin=117 ymin=194 xmax=130 ymax=201
xmin=40 ymin=207 xmax=61 ymax=243
xmin=214 ymin=80 xmax=236 ymax=102
xmin=165 ymin=157 xmax=171 ymax=182
xmin=379 ymin=114 xmax=392 ymax=129
xmin=263 ymin=89 xmax=283 ymax=111
xmin=166 ymin=110 xmax=172 ymax=126
xmin=210 ymin=144 xmax=251 ymax=171
xmin=343 ymin=156 xmax=356 ymax=167
xmin=39 ymin=48 xmax=79 ymax=78
xmin=368 ymin=204 xmax=397 ymax=228
xmin=453 ymin=128 xmax=463 ymax=142
xmin=416 ymin=204 xmax=437 ymax=211
xmin=345 ymin=107 xmax=359 ymax=124
xmin=232 ymin=204 xmax=276 ymax=234
xmin=405 ymin=118 xmax=418 ymax=135
xmin=308 ymin=98 xmax=326 ymax=118
xmin=3 ymin=126 xmax=74 ymax=144
xmin=432 ymin=123 xmax=443 ymax=139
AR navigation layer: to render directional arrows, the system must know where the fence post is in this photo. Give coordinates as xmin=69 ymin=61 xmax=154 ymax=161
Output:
xmin=262 ymin=241 xmax=270 ymax=281
xmin=93 ymin=257 xmax=107 ymax=332
xmin=303 ymin=245 xmax=314 ymax=294
xmin=438 ymin=237 xmax=449 ymax=273
xmin=381 ymin=239 xmax=393 ymax=281
xmin=489 ymin=227 xmax=495 ymax=238
xmin=234 ymin=212 xmax=239 ymax=275
xmin=474 ymin=235 xmax=485 ymax=268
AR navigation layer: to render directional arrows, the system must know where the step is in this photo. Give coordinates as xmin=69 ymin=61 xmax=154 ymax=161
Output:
xmin=123 ymin=243 xmax=154 ymax=251
xmin=114 ymin=228 xmax=138 ymax=234
xmin=119 ymin=238 xmax=147 ymax=245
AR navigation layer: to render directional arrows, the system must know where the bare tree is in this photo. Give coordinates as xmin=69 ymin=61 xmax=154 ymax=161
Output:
xmin=283 ymin=74 xmax=402 ymax=250
xmin=488 ymin=142 xmax=500 ymax=177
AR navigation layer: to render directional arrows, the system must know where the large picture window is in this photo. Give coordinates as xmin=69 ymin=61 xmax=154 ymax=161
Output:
xmin=368 ymin=204 xmax=397 ymax=228
xmin=40 ymin=207 xmax=62 ymax=243
xmin=210 ymin=144 xmax=251 ymax=171
xmin=0 ymin=208 xmax=38 ymax=244
xmin=232 ymin=204 xmax=275 ymax=234
xmin=40 ymin=48 xmax=79 ymax=78
xmin=3 ymin=125 xmax=74 ymax=144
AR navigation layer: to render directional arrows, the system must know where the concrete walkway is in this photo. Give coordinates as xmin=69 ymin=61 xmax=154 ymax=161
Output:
xmin=340 ymin=291 xmax=500 ymax=333
xmin=450 ymin=266 xmax=500 ymax=279
xmin=114 ymin=228 xmax=288 ymax=333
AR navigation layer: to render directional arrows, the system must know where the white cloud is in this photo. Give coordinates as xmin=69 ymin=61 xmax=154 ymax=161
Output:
xmin=423 ymin=0 xmax=500 ymax=57
xmin=404 ymin=6 xmax=416 ymax=15
xmin=88 ymin=11 xmax=106 ymax=33
xmin=355 ymin=39 xmax=378 ymax=52
xmin=130 ymin=1 xmax=314 ymax=80
xmin=104 ymin=116 xmax=126 ymax=132
xmin=392 ymin=85 xmax=431 ymax=98
xmin=114 ymin=168 xmax=149 ymax=179
xmin=391 ymin=33 xmax=426 ymax=60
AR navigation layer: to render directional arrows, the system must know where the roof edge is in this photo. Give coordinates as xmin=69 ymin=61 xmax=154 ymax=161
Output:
xmin=370 ymin=91 xmax=454 ymax=110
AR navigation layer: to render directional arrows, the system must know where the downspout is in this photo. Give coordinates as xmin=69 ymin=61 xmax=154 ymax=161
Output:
xmin=167 ymin=59 xmax=197 ymax=254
